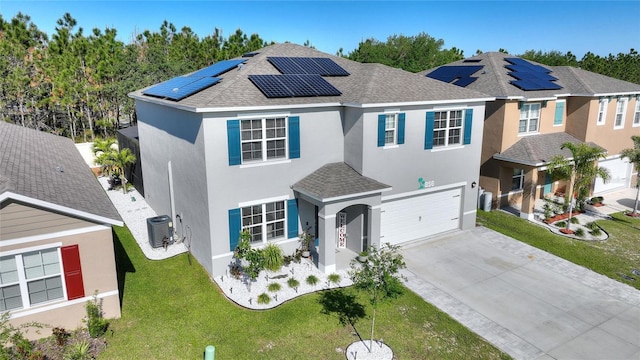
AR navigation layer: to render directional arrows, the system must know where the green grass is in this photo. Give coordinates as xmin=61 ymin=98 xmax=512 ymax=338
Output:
xmin=477 ymin=210 xmax=640 ymax=289
xmin=101 ymin=226 xmax=508 ymax=359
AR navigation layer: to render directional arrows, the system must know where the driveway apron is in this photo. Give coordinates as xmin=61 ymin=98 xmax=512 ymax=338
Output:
xmin=400 ymin=226 xmax=640 ymax=360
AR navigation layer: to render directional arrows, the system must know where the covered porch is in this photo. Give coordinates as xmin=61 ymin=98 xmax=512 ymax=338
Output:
xmin=292 ymin=162 xmax=391 ymax=273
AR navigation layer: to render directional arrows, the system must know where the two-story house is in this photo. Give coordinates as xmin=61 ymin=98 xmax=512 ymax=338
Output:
xmin=129 ymin=43 xmax=493 ymax=277
xmin=0 ymin=122 xmax=122 ymax=339
xmin=424 ymin=52 xmax=640 ymax=219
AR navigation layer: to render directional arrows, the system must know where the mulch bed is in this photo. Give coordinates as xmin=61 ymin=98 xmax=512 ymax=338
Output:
xmin=543 ymin=211 xmax=583 ymax=224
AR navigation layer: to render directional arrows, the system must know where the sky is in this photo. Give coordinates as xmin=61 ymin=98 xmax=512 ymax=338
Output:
xmin=1 ymin=1 xmax=639 ymax=59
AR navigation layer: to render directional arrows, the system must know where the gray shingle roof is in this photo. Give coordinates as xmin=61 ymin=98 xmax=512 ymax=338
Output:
xmin=292 ymin=162 xmax=391 ymax=202
xmin=130 ymin=43 xmax=492 ymax=109
xmin=0 ymin=122 xmax=122 ymax=225
xmin=421 ymin=52 xmax=640 ymax=98
xmin=493 ymin=132 xmax=603 ymax=166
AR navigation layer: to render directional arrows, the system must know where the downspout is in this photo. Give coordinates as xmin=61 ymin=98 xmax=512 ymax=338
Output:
xmin=168 ymin=161 xmax=177 ymax=240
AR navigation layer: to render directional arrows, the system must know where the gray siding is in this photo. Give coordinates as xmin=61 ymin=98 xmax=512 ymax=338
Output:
xmin=136 ymin=102 xmax=212 ymax=272
xmin=0 ymin=201 xmax=96 ymax=240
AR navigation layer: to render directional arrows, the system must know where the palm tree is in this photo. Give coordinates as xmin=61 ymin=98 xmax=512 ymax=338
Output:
xmin=546 ymin=142 xmax=610 ymax=232
xmin=112 ymin=148 xmax=137 ymax=194
xmin=92 ymin=138 xmax=116 ymax=175
xmin=620 ymin=135 xmax=640 ymax=216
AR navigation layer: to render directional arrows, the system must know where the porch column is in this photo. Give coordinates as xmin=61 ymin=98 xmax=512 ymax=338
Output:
xmin=520 ymin=168 xmax=539 ymax=220
xmin=318 ymin=211 xmax=336 ymax=274
xmin=367 ymin=205 xmax=382 ymax=249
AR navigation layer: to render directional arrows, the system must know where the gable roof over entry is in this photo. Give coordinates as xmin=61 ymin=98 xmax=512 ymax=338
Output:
xmin=292 ymin=162 xmax=391 ymax=203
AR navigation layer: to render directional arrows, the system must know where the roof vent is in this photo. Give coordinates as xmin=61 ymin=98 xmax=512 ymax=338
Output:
xmin=56 ymin=166 xmax=64 ymax=173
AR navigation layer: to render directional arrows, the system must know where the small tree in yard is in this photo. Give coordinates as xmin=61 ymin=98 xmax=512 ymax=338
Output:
xmin=349 ymin=243 xmax=406 ymax=353
xmin=112 ymin=148 xmax=136 ymax=194
xmin=620 ymin=135 xmax=640 ymax=216
xmin=547 ymin=142 xmax=610 ymax=232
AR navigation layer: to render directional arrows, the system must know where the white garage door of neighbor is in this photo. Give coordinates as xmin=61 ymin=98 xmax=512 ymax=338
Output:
xmin=594 ymin=157 xmax=631 ymax=194
xmin=381 ymin=188 xmax=461 ymax=246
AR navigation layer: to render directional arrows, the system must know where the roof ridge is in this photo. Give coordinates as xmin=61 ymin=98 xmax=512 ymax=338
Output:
xmin=563 ymin=66 xmax=595 ymax=94
xmin=487 ymin=53 xmax=511 ymax=95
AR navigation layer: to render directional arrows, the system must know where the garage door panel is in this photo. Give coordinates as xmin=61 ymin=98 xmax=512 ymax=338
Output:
xmin=594 ymin=158 xmax=631 ymax=194
xmin=381 ymin=188 xmax=461 ymax=245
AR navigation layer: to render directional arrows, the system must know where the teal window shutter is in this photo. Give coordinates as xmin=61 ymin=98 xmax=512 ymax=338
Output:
xmin=377 ymin=114 xmax=385 ymax=147
xmin=518 ymin=101 xmax=524 ymax=110
xmin=287 ymin=199 xmax=298 ymax=239
xmin=288 ymin=116 xmax=300 ymax=159
xmin=228 ymin=208 xmax=241 ymax=251
xmin=463 ymin=109 xmax=473 ymax=145
xmin=554 ymin=101 xmax=564 ymax=125
xmin=424 ymin=112 xmax=435 ymax=149
xmin=397 ymin=113 xmax=406 ymax=145
xmin=227 ymin=120 xmax=241 ymax=166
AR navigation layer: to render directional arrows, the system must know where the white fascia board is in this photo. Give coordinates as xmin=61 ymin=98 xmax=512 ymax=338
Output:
xmin=522 ymin=96 xmax=558 ymax=101
xmin=292 ymin=187 xmax=392 ymax=204
xmin=195 ymin=102 xmax=343 ymax=113
xmin=345 ymin=97 xmax=495 ymax=109
xmin=129 ymin=94 xmax=199 ymax=113
xmin=492 ymin=154 xmax=544 ymax=167
xmin=0 ymin=192 xmax=123 ymax=227
xmin=591 ymin=91 xmax=640 ymax=97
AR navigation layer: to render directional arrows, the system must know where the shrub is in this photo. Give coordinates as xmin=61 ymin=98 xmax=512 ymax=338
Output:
xmin=590 ymin=227 xmax=602 ymax=236
xmin=53 ymin=327 xmax=70 ymax=346
xmin=257 ymin=293 xmax=271 ymax=304
xmin=287 ymin=278 xmax=300 ymax=288
xmin=65 ymin=339 xmax=90 ymax=360
xmin=85 ymin=296 xmax=109 ymax=338
xmin=306 ymin=275 xmax=319 ymax=286
xmin=263 ymin=244 xmax=284 ymax=272
xmin=554 ymin=221 xmax=567 ymax=228
xmin=283 ymin=255 xmax=293 ymax=266
xmin=585 ymin=221 xmax=599 ymax=231
xmin=574 ymin=228 xmax=585 ymax=237
xmin=328 ymin=273 xmax=341 ymax=285
xmin=267 ymin=282 xmax=281 ymax=292
xmin=570 ymin=217 xmax=580 ymax=224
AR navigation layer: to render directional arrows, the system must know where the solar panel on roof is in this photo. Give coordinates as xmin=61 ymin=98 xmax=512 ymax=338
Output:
xmin=188 ymin=59 xmax=246 ymax=78
xmin=267 ymin=57 xmax=350 ymax=76
xmin=142 ymin=76 xmax=220 ymax=100
xmin=426 ymin=65 xmax=483 ymax=87
xmin=249 ymin=74 xmax=341 ymax=98
xmin=504 ymin=58 xmax=561 ymax=91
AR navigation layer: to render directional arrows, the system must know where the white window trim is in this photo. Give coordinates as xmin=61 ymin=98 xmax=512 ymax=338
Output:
xmin=614 ymin=97 xmax=628 ymax=129
xmin=240 ymin=117 xmax=289 ymax=164
xmin=633 ymin=100 xmax=640 ymax=127
xmin=432 ymin=109 xmax=464 ymax=148
xmin=240 ymin=201 xmax=287 ymax=244
xmin=512 ymin=168 xmax=525 ymax=191
xmin=597 ymin=98 xmax=608 ymax=126
xmin=383 ymin=113 xmax=398 ymax=146
xmin=1 ymin=244 xmax=67 ymax=312
xmin=518 ymin=103 xmax=541 ymax=134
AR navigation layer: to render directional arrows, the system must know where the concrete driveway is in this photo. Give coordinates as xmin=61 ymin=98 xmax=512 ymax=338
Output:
xmin=400 ymin=226 xmax=640 ymax=360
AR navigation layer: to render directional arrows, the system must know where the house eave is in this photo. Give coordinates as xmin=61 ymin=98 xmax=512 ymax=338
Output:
xmin=0 ymin=192 xmax=123 ymax=227
xmin=492 ymin=154 xmax=546 ymax=167
xmin=293 ymin=187 xmax=392 ymax=204
xmin=344 ymin=96 xmax=495 ymax=109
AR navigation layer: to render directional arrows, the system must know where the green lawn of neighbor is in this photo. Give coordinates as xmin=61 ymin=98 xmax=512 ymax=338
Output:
xmin=100 ymin=226 xmax=509 ymax=359
xmin=477 ymin=210 xmax=640 ymax=290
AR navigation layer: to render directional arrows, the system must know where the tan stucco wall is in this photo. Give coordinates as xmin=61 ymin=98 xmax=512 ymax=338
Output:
xmin=0 ymin=201 xmax=96 ymax=239
xmin=2 ymin=206 xmax=121 ymax=340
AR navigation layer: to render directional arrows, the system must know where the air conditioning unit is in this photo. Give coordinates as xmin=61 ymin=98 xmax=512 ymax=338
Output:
xmin=147 ymin=215 xmax=173 ymax=248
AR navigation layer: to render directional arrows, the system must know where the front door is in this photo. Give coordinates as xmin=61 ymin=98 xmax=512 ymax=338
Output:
xmin=544 ymin=173 xmax=553 ymax=195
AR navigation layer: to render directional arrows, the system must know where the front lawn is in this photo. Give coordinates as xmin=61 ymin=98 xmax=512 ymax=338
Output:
xmin=100 ymin=226 xmax=508 ymax=359
xmin=477 ymin=210 xmax=640 ymax=290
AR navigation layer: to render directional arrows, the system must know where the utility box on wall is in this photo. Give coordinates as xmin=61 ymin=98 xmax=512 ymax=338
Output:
xmin=147 ymin=215 xmax=173 ymax=248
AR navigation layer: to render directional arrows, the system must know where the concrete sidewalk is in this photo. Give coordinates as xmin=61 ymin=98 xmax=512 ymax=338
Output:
xmin=400 ymin=227 xmax=640 ymax=360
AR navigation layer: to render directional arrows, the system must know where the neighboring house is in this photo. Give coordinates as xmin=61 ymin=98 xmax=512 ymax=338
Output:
xmin=129 ymin=43 xmax=492 ymax=277
xmin=116 ymin=126 xmax=144 ymax=196
xmin=0 ymin=122 xmax=122 ymax=339
xmin=424 ymin=52 xmax=640 ymax=219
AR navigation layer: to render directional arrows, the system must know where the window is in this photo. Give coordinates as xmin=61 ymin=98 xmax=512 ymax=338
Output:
xmin=377 ymin=113 xmax=405 ymax=147
xmin=241 ymin=117 xmax=286 ymax=162
xmin=614 ymin=97 xmax=628 ymax=128
xmin=433 ymin=110 xmax=463 ymax=147
xmin=227 ymin=116 xmax=299 ymax=166
xmin=241 ymin=201 xmax=285 ymax=243
xmin=519 ymin=103 xmax=540 ymax=133
xmin=634 ymin=99 xmax=640 ymax=126
xmin=384 ymin=114 xmax=397 ymax=145
xmin=597 ymin=98 xmax=608 ymax=125
xmin=1 ymin=248 xmax=63 ymax=311
xmin=512 ymin=168 xmax=524 ymax=190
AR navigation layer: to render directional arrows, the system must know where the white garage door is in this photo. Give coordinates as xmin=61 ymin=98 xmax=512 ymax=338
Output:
xmin=381 ymin=188 xmax=461 ymax=246
xmin=594 ymin=157 xmax=631 ymax=194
